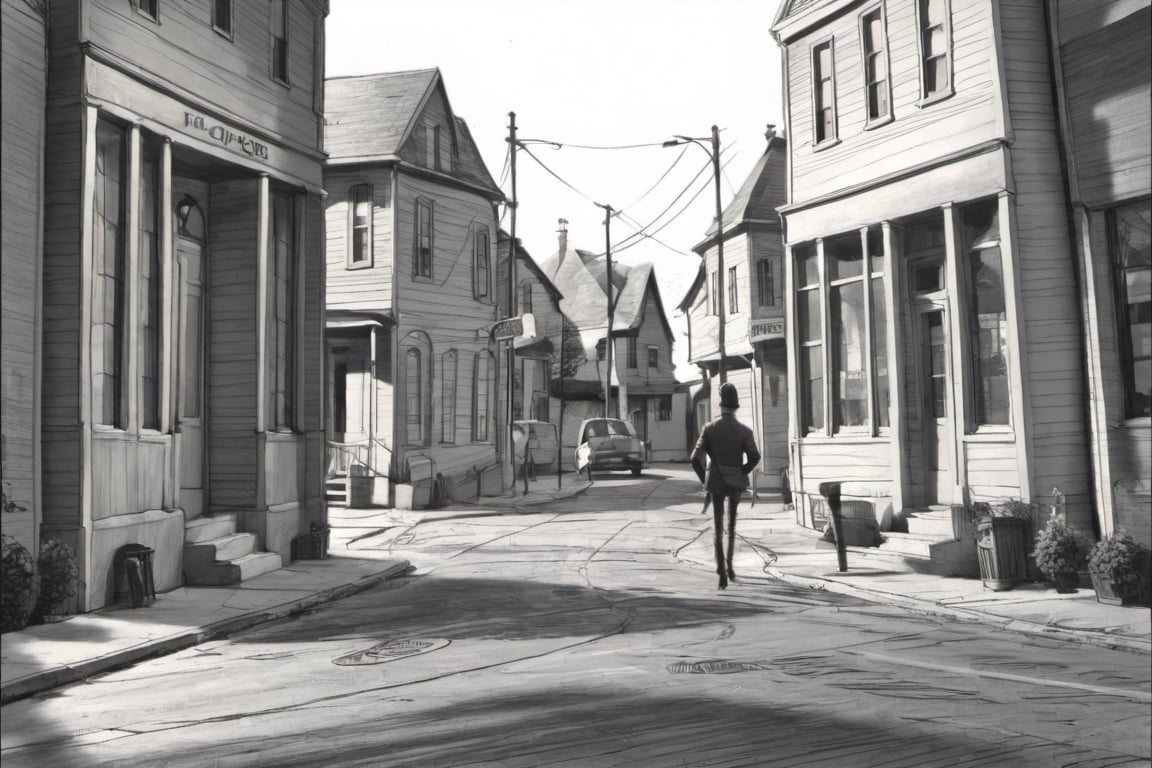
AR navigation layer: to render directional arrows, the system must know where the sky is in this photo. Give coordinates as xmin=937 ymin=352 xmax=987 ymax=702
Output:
xmin=326 ymin=0 xmax=787 ymax=378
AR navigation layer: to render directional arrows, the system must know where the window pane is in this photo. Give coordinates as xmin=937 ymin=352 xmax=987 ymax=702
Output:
xmin=94 ymin=120 xmax=126 ymax=426
xmin=140 ymin=148 xmax=161 ymax=429
xmin=827 ymin=234 xmax=863 ymax=280
xmin=803 ymin=345 xmax=824 ymax=432
xmin=867 ymin=228 xmax=885 ymax=273
xmin=797 ymin=245 xmax=819 ymax=286
xmin=799 ymin=289 xmax=821 ymax=342
xmin=833 ymin=282 xmax=867 ymax=428
xmin=407 ymin=349 xmax=422 ymax=444
xmin=963 ymin=198 xmax=1000 ymax=247
xmin=1115 ymin=201 xmax=1152 ymax=416
xmin=184 ymin=295 xmax=202 ymax=418
xmin=968 ymin=246 xmax=1009 ymax=424
xmin=442 ymin=352 xmax=457 ymax=443
xmin=871 ymin=277 xmax=889 ymax=428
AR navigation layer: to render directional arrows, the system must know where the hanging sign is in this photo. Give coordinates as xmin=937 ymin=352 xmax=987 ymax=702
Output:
xmin=492 ymin=313 xmax=536 ymax=342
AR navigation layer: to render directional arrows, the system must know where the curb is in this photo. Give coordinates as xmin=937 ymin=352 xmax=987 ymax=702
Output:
xmin=0 ymin=559 xmax=413 ymax=707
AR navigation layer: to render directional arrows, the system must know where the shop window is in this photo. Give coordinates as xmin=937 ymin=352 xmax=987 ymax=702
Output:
xmin=656 ymin=395 xmax=673 ymax=421
xmin=94 ymin=119 xmax=127 ymax=428
xmin=441 ymin=350 xmax=457 ymax=443
xmin=212 ymin=0 xmax=232 ymax=37
xmin=474 ymin=229 xmax=490 ymax=299
xmin=812 ymin=40 xmax=837 ymax=145
xmin=869 ymin=229 xmax=889 ymax=428
xmin=139 ymin=141 xmax=162 ymax=430
xmin=828 ymin=234 xmax=867 ymax=429
xmin=963 ymin=199 xmax=1009 ymax=426
xmin=1112 ymin=200 xmax=1151 ymax=418
xmin=627 ymin=337 xmax=638 ymax=369
xmin=270 ymin=0 xmax=289 ymax=84
xmin=917 ymin=0 xmax=952 ymax=102
xmin=860 ymin=7 xmax=891 ymax=124
xmin=270 ymin=191 xmax=297 ymax=430
xmin=348 ymin=184 xmax=372 ymax=267
xmin=414 ymin=198 xmax=433 ymax=278
xmin=796 ymin=244 xmax=823 ymax=432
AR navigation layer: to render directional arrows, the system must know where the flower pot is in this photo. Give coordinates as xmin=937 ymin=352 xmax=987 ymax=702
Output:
xmin=1090 ymin=571 xmax=1150 ymax=606
xmin=976 ymin=517 xmax=1028 ymax=591
xmin=1052 ymin=571 xmax=1079 ymax=593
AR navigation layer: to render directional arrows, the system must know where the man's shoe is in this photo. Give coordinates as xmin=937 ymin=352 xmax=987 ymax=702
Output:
xmin=718 ymin=573 xmax=728 ymax=589
xmin=726 ymin=566 xmax=736 ymax=581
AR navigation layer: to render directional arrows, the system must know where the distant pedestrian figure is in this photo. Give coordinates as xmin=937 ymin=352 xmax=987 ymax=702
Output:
xmin=691 ymin=383 xmax=761 ymax=589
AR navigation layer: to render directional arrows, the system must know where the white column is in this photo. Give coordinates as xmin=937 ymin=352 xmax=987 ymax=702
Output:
xmin=126 ymin=124 xmax=141 ymax=433
xmin=942 ymin=202 xmax=968 ymax=502
xmin=256 ymin=174 xmax=269 ymax=433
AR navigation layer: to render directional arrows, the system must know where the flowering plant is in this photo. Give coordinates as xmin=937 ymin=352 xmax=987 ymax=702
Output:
xmin=1032 ymin=516 xmax=1086 ymax=577
xmin=1088 ymin=531 xmax=1148 ymax=583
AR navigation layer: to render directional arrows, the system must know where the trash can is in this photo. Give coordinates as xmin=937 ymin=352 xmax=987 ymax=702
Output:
xmin=976 ymin=517 xmax=1028 ymax=591
xmin=116 ymin=544 xmax=156 ymax=608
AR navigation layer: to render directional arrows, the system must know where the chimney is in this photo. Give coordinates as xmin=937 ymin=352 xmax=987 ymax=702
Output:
xmin=557 ymin=218 xmax=568 ymax=260
xmin=765 ymin=124 xmax=777 ymax=143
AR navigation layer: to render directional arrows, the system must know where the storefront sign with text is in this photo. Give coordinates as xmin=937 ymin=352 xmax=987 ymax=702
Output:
xmin=184 ymin=112 xmax=269 ymax=160
xmin=749 ymin=319 xmax=785 ymax=342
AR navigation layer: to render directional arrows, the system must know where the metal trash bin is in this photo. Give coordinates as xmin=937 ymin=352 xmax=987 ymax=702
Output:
xmin=116 ymin=544 xmax=156 ymax=608
xmin=976 ymin=517 xmax=1028 ymax=591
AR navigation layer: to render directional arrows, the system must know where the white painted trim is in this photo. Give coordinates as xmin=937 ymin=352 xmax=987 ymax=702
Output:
xmin=160 ymin=140 xmax=173 ymax=435
xmin=860 ymin=227 xmax=876 ymax=434
xmin=256 ymin=174 xmax=269 ymax=433
xmin=817 ymin=238 xmax=832 ymax=435
xmin=942 ymin=203 xmax=968 ymax=503
xmin=999 ymin=191 xmax=1034 ymax=503
xmin=785 ymin=243 xmax=799 ymax=446
xmin=127 ymin=124 xmax=141 ymax=433
xmin=989 ymin=0 xmax=1014 ymax=143
xmin=881 ymin=221 xmax=906 ymax=511
xmin=294 ymin=192 xmax=306 ymax=432
xmin=79 ymin=106 xmax=99 ymax=613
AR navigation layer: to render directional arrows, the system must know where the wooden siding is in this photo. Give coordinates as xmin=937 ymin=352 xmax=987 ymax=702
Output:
xmin=1057 ymin=4 xmax=1151 ymax=207
xmin=83 ymin=0 xmax=324 ymax=153
xmin=324 ymin=168 xmax=394 ymax=311
xmin=91 ymin=434 xmax=168 ymax=520
xmin=963 ymin=439 xmax=1021 ymax=501
xmin=398 ymin=82 xmax=453 ymax=171
xmin=749 ymin=229 xmax=787 ymax=323
xmin=621 ymin=291 xmax=677 ymax=395
xmin=1 ymin=0 xmax=47 ymax=548
xmin=1000 ymin=0 xmax=1093 ymax=526
xmin=207 ymin=179 xmax=259 ymax=508
xmin=797 ymin=439 xmax=894 ymax=493
xmin=787 ymin=0 xmax=1001 ymax=203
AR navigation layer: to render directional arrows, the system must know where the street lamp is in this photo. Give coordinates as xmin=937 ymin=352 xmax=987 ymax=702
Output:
xmin=664 ymin=126 xmax=726 ymax=384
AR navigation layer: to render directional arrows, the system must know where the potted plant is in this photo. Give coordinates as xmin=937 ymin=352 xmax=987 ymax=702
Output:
xmin=32 ymin=539 xmax=80 ymax=623
xmin=1032 ymin=515 xmax=1087 ymax=592
xmin=1 ymin=533 xmax=36 ymax=633
xmin=1088 ymin=531 xmax=1151 ymax=606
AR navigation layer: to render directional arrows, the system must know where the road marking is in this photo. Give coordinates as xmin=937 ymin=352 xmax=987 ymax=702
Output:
xmin=843 ymin=650 xmax=1152 ymax=702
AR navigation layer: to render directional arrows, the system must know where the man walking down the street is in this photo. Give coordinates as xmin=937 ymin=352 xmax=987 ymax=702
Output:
xmin=691 ymin=382 xmax=761 ymax=590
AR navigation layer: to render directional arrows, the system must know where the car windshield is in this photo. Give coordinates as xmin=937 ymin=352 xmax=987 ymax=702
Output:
xmin=586 ymin=420 xmax=634 ymax=439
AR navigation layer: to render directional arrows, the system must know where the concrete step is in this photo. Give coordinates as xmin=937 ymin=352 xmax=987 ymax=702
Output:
xmin=183 ymin=551 xmax=283 ymax=587
xmin=186 ymin=532 xmax=257 ymax=563
xmin=842 ymin=533 xmax=978 ymax=578
xmin=184 ymin=513 xmax=238 ymax=544
xmin=901 ymin=508 xmax=957 ymax=538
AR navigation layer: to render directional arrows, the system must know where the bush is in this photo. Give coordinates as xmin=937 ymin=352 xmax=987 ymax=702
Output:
xmin=1088 ymin=531 xmax=1149 ymax=583
xmin=1 ymin=534 xmax=36 ymax=633
xmin=34 ymin=539 xmax=80 ymax=619
xmin=1032 ymin=516 xmax=1087 ymax=578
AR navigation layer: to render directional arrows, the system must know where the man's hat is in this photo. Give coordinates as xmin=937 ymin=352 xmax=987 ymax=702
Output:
xmin=719 ymin=382 xmax=740 ymax=409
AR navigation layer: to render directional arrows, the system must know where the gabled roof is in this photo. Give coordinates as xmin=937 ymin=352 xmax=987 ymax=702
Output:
xmin=695 ymin=132 xmax=787 ymax=252
xmin=777 ymin=0 xmax=823 ymax=20
xmin=497 ymin=229 xmax=563 ymax=302
xmin=325 ymin=69 xmax=438 ymax=159
xmin=543 ymin=248 xmax=673 ymax=341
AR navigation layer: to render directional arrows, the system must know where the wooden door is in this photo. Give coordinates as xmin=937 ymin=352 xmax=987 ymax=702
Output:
xmin=177 ymin=238 xmax=205 ymax=518
xmin=918 ymin=307 xmax=952 ymax=504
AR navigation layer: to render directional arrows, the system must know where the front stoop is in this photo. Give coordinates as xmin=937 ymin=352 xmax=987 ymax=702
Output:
xmin=839 ymin=507 xmax=979 ymax=578
xmin=183 ymin=514 xmax=284 ymax=587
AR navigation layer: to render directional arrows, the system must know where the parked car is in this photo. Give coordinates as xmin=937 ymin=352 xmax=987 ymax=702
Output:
xmin=573 ymin=418 xmax=646 ymax=478
xmin=512 ymin=420 xmax=558 ymax=471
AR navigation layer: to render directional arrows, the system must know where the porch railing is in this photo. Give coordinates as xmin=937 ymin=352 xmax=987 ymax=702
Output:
xmin=326 ymin=439 xmax=392 ymax=480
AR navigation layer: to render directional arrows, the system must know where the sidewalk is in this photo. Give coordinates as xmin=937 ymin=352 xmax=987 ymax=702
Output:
xmin=3 ymin=478 xmax=1147 ymax=707
xmin=677 ymin=499 xmax=1152 ymax=655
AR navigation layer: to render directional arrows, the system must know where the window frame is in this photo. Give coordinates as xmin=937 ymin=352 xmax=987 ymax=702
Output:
xmin=441 ymin=350 xmax=458 ymax=444
xmin=961 ymin=198 xmax=1011 ymax=430
xmin=656 ymin=394 xmax=673 ymax=421
xmin=810 ymin=37 xmax=840 ymax=148
xmin=519 ymin=280 xmax=533 ymax=314
xmin=426 ymin=124 xmax=441 ymax=170
xmin=728 ymin=265 xmax=739 ymax=314
xmin=269 ymin=189 xmax=297 ymax=432
xmin=212 ymin=0 xmax=233 ymax=39
xmin=626 ymin=336 xmax=638 ymax=369
xmin=757 ymin=258 xmax=775 ymax=307
xmin=647 ymin=344 xmax=659 ymax=369
xmin=859 ymin=4 xmax=894 ymax=128
xmin=826 ymin=233 xmax=869 ymax=434
xmin=1108 ymin=198 xmax=1151 ymax=421
xmin=133 ymin=0 xmax=159 ymax=23
xmin=915 ymin=0 xmax=954 ymax=106
xmin=472 ymin=350 xmax=494 ymax=442
xmin=270 ymin=0 xmax=290 ymax=86
xmin=795 ymin=243 xmax=824 ymax=434
xmin=709 ymin=271 xmax=719 ymax=315
xmin=347 ymin=183 xmax=373 ymax=269
xmin=413 ymin=197 xmax=434 ymax=281
xmin=139 ymin=139 xmax=162 ymax=431
xmin=473 ymin=227 xmax=491 ymax=300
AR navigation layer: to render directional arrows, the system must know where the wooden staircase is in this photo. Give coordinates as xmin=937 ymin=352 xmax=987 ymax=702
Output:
xmin=841 ymin=506 xmax=979 ymax=577
xmin=183 ymin=513 xmax=283 ymax=587
xmin=326 ymin=474 xmax=348 ymax=508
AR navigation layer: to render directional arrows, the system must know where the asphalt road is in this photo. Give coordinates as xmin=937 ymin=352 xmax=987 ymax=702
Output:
xmin=2 ymin=467 xmax=1149 ymax=767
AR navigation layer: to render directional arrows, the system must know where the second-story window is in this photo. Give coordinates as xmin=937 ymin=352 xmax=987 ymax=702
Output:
xmin=728 ymin=265 xmax=739 ymax=313
xmin=474 ymin=229 xmax=490 ymax=298
xmin=596 ymin=339 xmax=607 ymax=361
xmin=918 ymin=0 xmax=952 ymax=101
xmin=626 ymin=337 xmax=638 ymax=369
xmin=520 ymin=281 xmax=533 ymax=313
xmin=271 ymin=0 xmax=289 ymax=84
xmin=648 ymin=345 xmax=659 ymax=369
xmin=709 ymin=271 xmax=719 ymax=315
xmin=212 ymin=0 xmax=232 ymax=37
xmin=414 ymin=199 xmax=433 ymax=278
xmin=757 ymin=258 xmax=775 ymax=307
xmin=426 ymin=125 xmax=441 ymax=170
xmin=812 ymin=40 xmax=837 ymax=145
xmin=348 ymin=184 xmax=372 ymax=267
xmin=134 ymin=0 xmax=158 ymax=22
xmin=861 ymin=8 xmax=890 ymax=123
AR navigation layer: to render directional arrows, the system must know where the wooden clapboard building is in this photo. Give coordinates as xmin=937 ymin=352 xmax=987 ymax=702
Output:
xmin=323 ymin=69 xmax=505 ymax=507
xmin=1 ymin=1 xmax=48 ymax=558
xmin=771 ymin=0 xmax=1094 ymax=542
xmin=1048 ymin=0 xmax=1151 ymax=546
xmin=31 ymin=0 xmax=329 ymax=610
xmin=541 ymin=226 xmax=679 ymax=464
xmin=679 ymin=128 xmax=789 ymax=488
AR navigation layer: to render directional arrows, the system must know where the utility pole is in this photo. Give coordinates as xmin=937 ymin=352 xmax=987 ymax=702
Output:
xmin=595 ymin=202 xmax=616 ymax=418
xmin=711 ymin=125 xmax=727 ymax=384
xmin=506 ymin=112 xmax=519 ymax=490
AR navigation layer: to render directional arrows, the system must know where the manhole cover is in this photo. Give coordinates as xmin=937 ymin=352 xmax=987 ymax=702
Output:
xmin=333 ymin=638 xmax=450 ymax=666
xmin=666 ymin=660 xmax=768 ymax=675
